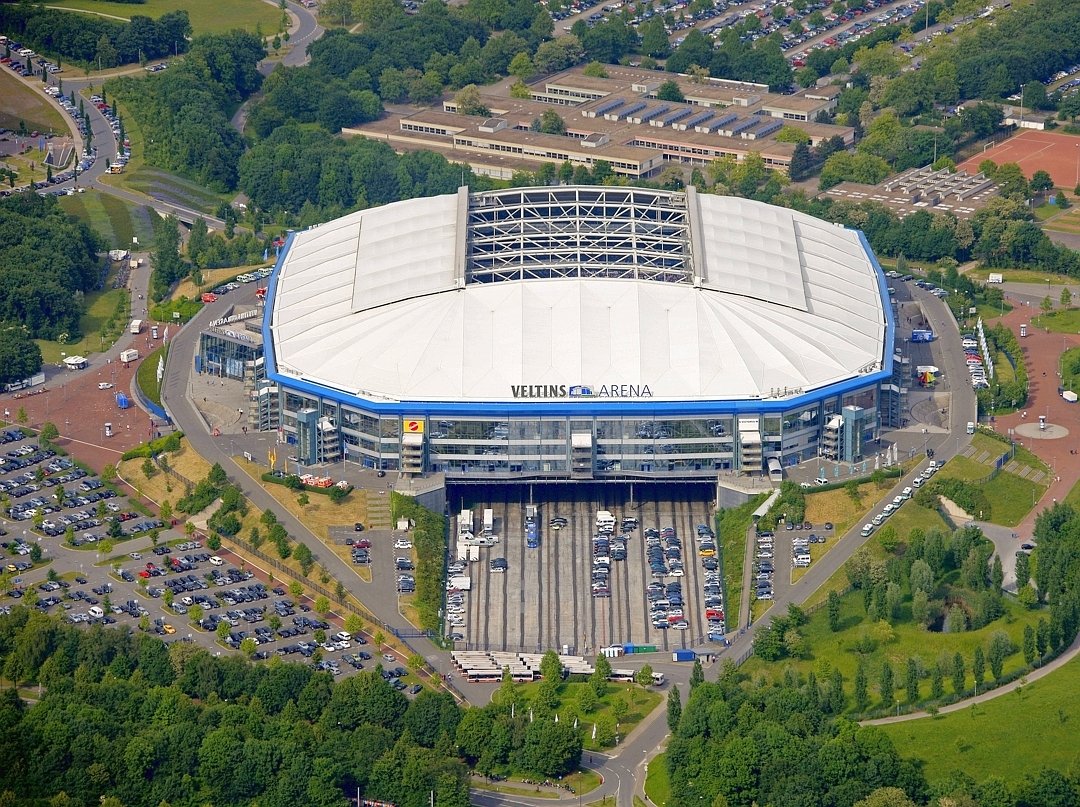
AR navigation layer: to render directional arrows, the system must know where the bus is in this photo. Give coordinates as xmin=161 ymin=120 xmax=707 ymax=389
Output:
xmin=525 ymin=504 xmax=539 ymax=548
xmin=465 ymin=669 xmax=502 ymax=683
xmin=609 ymin=669 xmax=636 ymax=683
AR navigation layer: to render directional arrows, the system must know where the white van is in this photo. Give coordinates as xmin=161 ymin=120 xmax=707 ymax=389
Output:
xmin=966 ymin=421 xmax=975 ymax=434
xmin=902 ymin=486 xmax=913 ymax=499
xmin=209 ymin=556 xmax=224 ymax=566
xmin=88 ymin=605 xmax=104 ymax=619
xmin=861 ymin=524 xmax=874 ymax=537
xmin=913 ymin=476 xmax=924 ymax=488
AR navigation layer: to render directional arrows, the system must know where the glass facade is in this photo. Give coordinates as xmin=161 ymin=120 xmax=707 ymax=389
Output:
xmin=198 ymin=331 xmax=264 ymax=381
xmin=271 ymin=384 xmax=882 ymax=477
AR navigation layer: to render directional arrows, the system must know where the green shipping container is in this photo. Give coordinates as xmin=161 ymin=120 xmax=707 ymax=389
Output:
xmin=635 ymin=645 xmax=658 ymax=654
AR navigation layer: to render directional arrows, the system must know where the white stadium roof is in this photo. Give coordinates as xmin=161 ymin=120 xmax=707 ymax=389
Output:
xmin=269 ymin=187 xmax=887 ymax=404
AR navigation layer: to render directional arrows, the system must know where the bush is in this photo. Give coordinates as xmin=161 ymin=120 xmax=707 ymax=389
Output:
xmin=260 ymin=472 xmax=353 ymax=498
xmin=121 ymin=432 xmax=185 ymax=461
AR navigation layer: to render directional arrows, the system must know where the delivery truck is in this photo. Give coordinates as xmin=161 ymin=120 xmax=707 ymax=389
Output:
xmin=129 ymin=319 xmax=142 ymax=334
xmin=120 ymin=349 xmax=139 ymax=364
xmin=1063 ymin=390 xmax=1078 ymax=403
xmin=459 ymin=509 xmax=473 ymax=535
xmin=447 ymin=575 xmax=471 ymax=591
xmin=483 ymin=508 xmax=494 ymax=534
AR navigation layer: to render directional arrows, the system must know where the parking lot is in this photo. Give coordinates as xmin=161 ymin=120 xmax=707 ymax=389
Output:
xmin=0 ymin=428 xmax=422 ymax=689
xmin=450 ymin=483 xmax=720 ymax=654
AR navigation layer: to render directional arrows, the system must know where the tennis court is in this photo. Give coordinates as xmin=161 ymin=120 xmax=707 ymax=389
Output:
xmin=959 ymin=129 xmax=1080 ymax=189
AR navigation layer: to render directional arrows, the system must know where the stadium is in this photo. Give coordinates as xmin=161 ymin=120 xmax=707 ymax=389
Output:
xmin=260 ymin=186 xmax=895 ymax=482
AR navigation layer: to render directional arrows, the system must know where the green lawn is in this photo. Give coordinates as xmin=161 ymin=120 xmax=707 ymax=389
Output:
xmin=0 ymin=68 xmax=68 ymax=134
xmin=965 ymin=268 xmax=1073 ymax=285
xmin=46 ymin=0 xmax=281 ymax=35
xmin=937 ymin=437 xmax=1049 ymax=527
xmin=742 ymin=584 xmax=1045 ymax=715
xmin=886 ymin=502 xmax=948 ymax=540
xmin=644 ymin=752 xmax=671 ymax=806
xmin=35 ymin=284 xmax=129 ymax=364
xmin=136 ymin=343 xmax=169 ymax=406
xmin=938 ymin=454 xmax=993 ymax=483
xmin=1033 ymin=308 xmax=1080 ymax=333
xmin=718 ymin=496 xmax=766 ymax=630
xmin=879 ymin=657 xmax=1080 ymax=787
xmin=1033 ymin=202 xmax=1061 ymax=221
xmin=58 ymin=191 xmax=155 ymax=250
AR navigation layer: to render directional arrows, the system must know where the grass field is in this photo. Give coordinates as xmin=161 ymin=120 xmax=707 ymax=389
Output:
xmin=719 ymin=495 xmax=766 ymax=630
xmin=494 ymin=679 xmax=662 ymax=753
xmin=741 ymin=583 xmax=1045 ymax=712
xmin=966 ymin=268 xmax=1073 ymax=285
xmin=34 ymin=284 xmax=128 ymax=364
xmin=171 ymin=265 xmax=265 ymax=301
xmin=46 ymin=0 xmax=281 ymax=35
xmin=936 ymin=435 xmax=1049 ymax=527
xmin=1034 ymin=308 xmax=1080 ymax=334
xmin=0 ymin=69 xmax=68 ymax=135
xmin=880 ymin=657 xmax=1080 ymax=786
xmin=58 ymin=191 xmax=156 ymax=250
xmin=136 ymin=343 xmax=168 ymax=406
xmin=644 ymin=753 xmax=671 ymax=806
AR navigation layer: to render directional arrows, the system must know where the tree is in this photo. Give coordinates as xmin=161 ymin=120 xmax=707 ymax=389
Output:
xmin=911 ymin=590 xmax=930 ymax=627
xmin=314 ymin=595 xmax=330 ymax=616
xmin=216 ymin=620 xmax=230 ymax=642
xmin=508 ymin=52 xmax=534 ymax=80
xmin=657 ymin=80 xmax=684 ymax=102
xmin=240 ymin=637 xmax=257 ymax=657
xmin=879 ymin=662 xmax=894 ymax=705
xmin=991 ymin=554 xmax=1004 ymax=590
xmin=537 ymin=109 xmax=565 ymax=135
xmin=666 ymin=684 xmax=682 ymax=730
xmin=0 ymin=328 xmax=43 ymax=387
xmin=853 ymin=661 xmax=869 ymax=712
xmin=789 ymin=141 xmax=815 ymax=182
xmin=930 ymin=663 xmax=944 ymax=700
xmin=293 ymin=542 xmax=314 ymax=576
xmin=454 ymin=84 xmax=489 ymax=117
xmin=591 ymin=654 xmax=611 ymax=696
xmin=261 ymin=508 xmax=277 ymax=526
xmin=540 ymin=649 xmax=562 ymax=682
xmin=689 ymin=658 xmax=704 ymax=688
xmin=1023 ymin=624 xmax=1036 ymax=665
xmin=635 ymin=664 xmax=654 ymax=689
xmin=1061 ymin=286 xmax=1073 ymax=309
xmin=207 ymin=533 xmax=221 ymax=551
xmin=904 ymin=657 xmax=919 ymax=703
xmin=344 ymin=613 xmax=363 ymax=635
xmin=373 ymin=630 xmax=385 ymax=649
xmin=973 ymin=646 xmax=986 ymax=688
xmin=827 ymin=590 xmax=841 ymax=632
xmin=40 ymin=422 xmax=59 ymax=442
xmin=1030 ymin=169 xmax=1054 ymax=194
xmin=950 ymin=652 xmax=965 ymax=695
xmin=159 ymin=500 xmax=173 ymax=523
xmin=289 ymin=580 xmax=303 ymax=599
xmin=296 ymin=492 xmax=309 ymax=507
xmin=854 ymin=788 xmax=917 ymax=807
xmin=1041 ymin=295 xmax=1054 ymax=316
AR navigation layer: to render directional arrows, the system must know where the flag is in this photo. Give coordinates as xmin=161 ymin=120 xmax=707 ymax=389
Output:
xmin=573 ymin=717 xmax=578 ymax=729
xmin=591 ymin=722 xmax=597 ymax=740
xmin=263 ymin=247 xmax=269 ymax=261
xmin=510 ymin=702 xmax=515 ymax=719
xmin=529 ymin=708 xmax=533 ymax=723
xmin=162 ymin=327 xmax=169 ymax=342
xmin=156 ymin=355 xmax=164 ymax=384
xmin=554 ymin=712 xmax=559 ymax=723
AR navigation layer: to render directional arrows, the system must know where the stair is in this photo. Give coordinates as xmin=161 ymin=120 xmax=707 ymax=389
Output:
xmin=365 ymin=490 xmax=393 ymax=530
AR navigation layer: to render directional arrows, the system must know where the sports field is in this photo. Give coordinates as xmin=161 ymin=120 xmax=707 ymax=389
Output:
xmin=58 ymin=191 xmax=156 ymax=250
xmin=959 ymin=130 xmax=1080 ymax=189
xmin=45 ymin=0 xmax=282 ymax=36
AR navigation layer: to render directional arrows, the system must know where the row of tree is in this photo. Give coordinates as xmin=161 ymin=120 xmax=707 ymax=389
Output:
xmin=0 ymin=5 xmax=190 ymax=67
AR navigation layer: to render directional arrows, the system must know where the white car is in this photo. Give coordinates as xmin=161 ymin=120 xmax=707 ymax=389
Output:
xmin=98 ymin=382 xmax=114 ymax=390
xmin=334 ymin=631 xmax=351 ymax=642
xmin=393 ymin=539 xmax=413 ymax=549
xmin=209 ymin=556 xmax=224 ymax=566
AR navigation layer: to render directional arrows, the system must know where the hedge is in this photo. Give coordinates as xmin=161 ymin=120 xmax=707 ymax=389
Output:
xmin=260 ymin=472 xmax=353 ymax=499
xmin=120 ymin=431 xmax=185 ymax=461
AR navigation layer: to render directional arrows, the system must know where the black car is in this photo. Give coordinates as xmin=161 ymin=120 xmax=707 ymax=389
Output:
xmin=354 ymin=522 xmax=364 ymax=532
